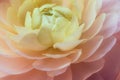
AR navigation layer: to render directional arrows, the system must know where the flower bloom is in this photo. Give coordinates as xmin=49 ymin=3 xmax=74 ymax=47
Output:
xmin=0 ymin=0 xmax=120 ymax=80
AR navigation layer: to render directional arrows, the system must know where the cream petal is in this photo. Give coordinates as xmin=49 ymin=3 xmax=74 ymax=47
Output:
xmin=1 ymin=69 xmax=53 ymax=80
xmin=43 ymin=49 xmax=81 ymax=59
xmin=9 ymin=0 xmax=24 ymax=9
xmin=54 ymin=67 xmax=72 ymax=80
xmin=47 ymin=67 xmax=67 ymax=77
xmin=0 ymin=4 xmax=16 ymax=33
xmin=78 ymin=36 xmax=103 ymax=62
xmin=71 ymin=59 xmax=105 ymax=80
xmin=82 ymin=13 xmax=106 ymax=39
xmin=85 ymin=37 xmax=116 ymax=62
xmin=33 ymin=58 xmax=71 ymax=71
xmin=0 ymin=56 xmax=34 ymax=74
xmin=98 ymin=13 xmax=119 ymax=38
xmin=54 ymin=40 xmax=85 ymax=51
xmin=96 ymin=0 xmax=102 ymax=13
xmin=82 ymin=0 xmax=97 ymax=31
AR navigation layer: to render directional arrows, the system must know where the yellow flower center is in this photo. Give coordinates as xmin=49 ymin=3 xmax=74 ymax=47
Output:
xmin=10 ymin=4 xmax=84 ymax=51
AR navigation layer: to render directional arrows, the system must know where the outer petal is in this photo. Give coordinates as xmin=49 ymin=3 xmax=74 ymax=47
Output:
xmin=78 ymin=36 xmax=103 ymax=62
xmin=71 ymin=59 xmax=105 ymax=80
xmin=99 ymin=41 xmax=120 ymax=80
xmin=54 ymin=67 xmax=72 ymax=80
xmin=87 ymin=73 xmax=104 ymax=80
xmin=47 ymin=67 xmax=67 ymax=77
xmin=82 ymin=13 xmax=106 ymax=39
xmin=1 ymin=69 xmax=53 ymax=80
xmin=0 ymin=57 xmax=33 ymax=74
xmin=0 ymin=34 xmax=19 ymax=57
xmin=33 ymin=58 xmax=71 ymax=71
xmin=98 ymin=13 xmax=119 ymax=38
xmin=85 ymin=37 xmax=116 ymax=62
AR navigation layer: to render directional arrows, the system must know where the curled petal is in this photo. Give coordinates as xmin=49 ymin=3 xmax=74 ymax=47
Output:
xmin=98 ymin=13 xmax=119 ymax=38
xmin=82 ymin=0 xmax=97 ymax=31
xmin=82 ymin=13 xmax=106 ymax=39
xmin=54 ymin=40 xmax=85 ymax=51
xmin=0 ymin=34 xmax=19 ymax=57
xmin=67 ymin=49 xmax=82 ymax=63
xmin=78 ymin=36 xmax=103 ymax=62
xmin=71 ymin=59 xmax=105 ymax=80
xmin=54 ymin=67 xmax=72 ymax=80
xmin=33 ymin=58 xmax=71 ymax=71
xmin=47 ymin=67 xmax=67 ymax=77
xmin=85 ymin=37 xmax=116 ymax=62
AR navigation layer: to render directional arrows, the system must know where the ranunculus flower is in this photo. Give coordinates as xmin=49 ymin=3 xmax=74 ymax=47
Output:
xmin=0 ymin=0 xmax=119 ymax=80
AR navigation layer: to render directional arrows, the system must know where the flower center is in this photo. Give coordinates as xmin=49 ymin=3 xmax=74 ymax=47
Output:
xmin=10 ymin=4 xmax=84 ymax=51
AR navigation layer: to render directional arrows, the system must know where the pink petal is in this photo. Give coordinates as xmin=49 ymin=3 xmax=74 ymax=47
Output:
xmin=54 ymin=67 xmax=72 ymax=80
xmin=47 ymin=67 xmax=67 ymax=77
xmin=78 ymin=36 xmax=103 ymax=62
xmin=116 ymin=72 xmax=120 ymax=80
xmin=0 ymin=56 xmax=33 ymax=74
xmin=0 ymin=71 xmax=8 ymax=78
xmin=33 ymin=58 xmax=71 ymax=71
xmin=87 ymin=73 xmax=104 ymax=80
xmin=99 ymin=41 xmax=120 ymax=80
xmin=67 ymin=49 xmax=82 ymax=63
xmin=1 ymin=69 xmax=53 ymax=80
xmin=98 ymin=13 xmax=119 ymax=38
xmin=82 ymin=13 xmax=105 ymax=39
xmin=71 ymin=59 xmax=105 ymax=80
xmin=85 ymin=37 xmax=116 ymax=62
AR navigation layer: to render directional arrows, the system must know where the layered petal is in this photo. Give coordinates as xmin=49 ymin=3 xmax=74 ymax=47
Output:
xmin=1 ymin=69 xmax=53 ymax=80
xmin=33 ymin=58 xmax=71 ymax=71
xmin=71 ymin=59 xmax=105 ymax=80
xmin=0 ymin=56 xmax=33 ymax=74
xmin=85 ymin=37 xmax=116 ymax=62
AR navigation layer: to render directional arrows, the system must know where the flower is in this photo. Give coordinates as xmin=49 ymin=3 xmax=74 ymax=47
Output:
xmin=0 ymin=0 xmax=119 ymax=80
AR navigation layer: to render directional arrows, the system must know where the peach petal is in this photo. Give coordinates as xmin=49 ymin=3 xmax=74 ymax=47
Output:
xmin=71 ymin=59 xmax=105 ymax=80
xmin=78 ymin=36 xmax=103 ymax=62
xmin=85 ymin=37 xmax=116 ymax=62
xmin=54 ymin=67 xmax=72 ymax=80
xmin=0 ymin=71 xmax=8 ymax=78
xmin=1 ymin=69 xmax=53 ymax=80
xmin=67 ymin=49 xmax=82 ymax=63
xmin=0 ymin=56 xmax=34 ymax=74
xmin=0 ymin=35 xmax=20 ymax=57
xmin=82 ymin=13 xmax=106 ymax=39
xmin=98 ymin=13 xmax=119 ymax=38
xmin=47 ymin=67 xmax=67 ymax=77
xmin=9 ymin=0 xmax=24 ymax=9
xmin=33 ymin=58 xmax=71 ymax=71
xmin=3 ymin=37 xmax=47 ymax=59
